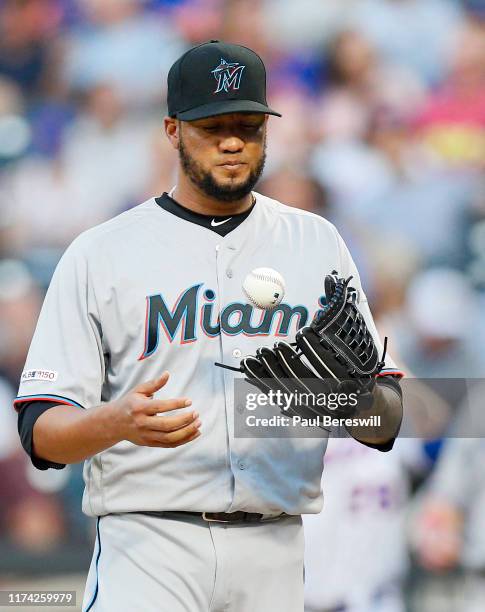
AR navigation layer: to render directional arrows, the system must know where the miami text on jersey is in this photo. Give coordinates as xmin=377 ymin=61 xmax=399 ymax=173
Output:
xmin=138 ymin=284 xmax=325 ymax=359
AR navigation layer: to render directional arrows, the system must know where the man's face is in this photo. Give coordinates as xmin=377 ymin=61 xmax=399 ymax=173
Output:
xmin=177 ymin=113 xmax=267 ymax=202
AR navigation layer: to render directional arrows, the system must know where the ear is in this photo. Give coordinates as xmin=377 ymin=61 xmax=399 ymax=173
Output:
xmin=164 ymin=117 xmax=180 ymax=150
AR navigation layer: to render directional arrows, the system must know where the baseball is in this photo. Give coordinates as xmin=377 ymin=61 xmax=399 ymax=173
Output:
xmin=242 ymin=267 xmax=286 ymax=310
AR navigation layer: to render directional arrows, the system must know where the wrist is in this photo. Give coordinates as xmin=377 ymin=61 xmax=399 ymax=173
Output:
xmin=93 ymin=400 xmax=126 ymax=447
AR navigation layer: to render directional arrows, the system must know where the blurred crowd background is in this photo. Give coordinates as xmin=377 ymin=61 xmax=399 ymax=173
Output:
xmin=0 ymin=0 xmax=484 ymax=610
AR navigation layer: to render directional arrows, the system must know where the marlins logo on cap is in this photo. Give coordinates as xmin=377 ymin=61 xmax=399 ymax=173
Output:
xmin=212 ymin=59 xmax=246 ymax=94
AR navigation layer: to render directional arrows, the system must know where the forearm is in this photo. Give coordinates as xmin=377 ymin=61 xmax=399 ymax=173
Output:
xmin=31 ymin=374 xmax=200 ymax=466
xmin=345 ymin=380 xmax=403 ymax=446
xmin=33 ymin=403 xmax=124 ymax=464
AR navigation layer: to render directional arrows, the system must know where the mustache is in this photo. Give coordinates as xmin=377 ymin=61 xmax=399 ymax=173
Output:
xmin=179 ymin=137 xmax=266 ymax=202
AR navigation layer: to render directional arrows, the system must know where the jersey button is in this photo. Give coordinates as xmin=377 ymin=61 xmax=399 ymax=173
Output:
xmin=226 ymin=269 xmax=233 ymax=278
xmin=237 ymin=460 xmax=247 ymax=470
xmin=232 ymin=348 xmax=242 ymax=358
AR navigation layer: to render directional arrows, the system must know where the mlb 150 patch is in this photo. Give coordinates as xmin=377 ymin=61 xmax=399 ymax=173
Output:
xmin=21 ymin=369 xmax=58 ymax=382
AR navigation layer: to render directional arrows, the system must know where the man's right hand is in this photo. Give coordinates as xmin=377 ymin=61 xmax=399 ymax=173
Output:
xmin=114 ymin=372 xmax=201 ymax=448
xmin=33 ymin=371 xmax=201 ymax=465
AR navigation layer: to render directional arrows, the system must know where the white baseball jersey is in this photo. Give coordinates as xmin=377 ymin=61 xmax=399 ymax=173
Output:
xmin=304 ymin=438 xmax=424 ymax=611
xmin=15 ymin=192 xmax=398 ymax=517
xmin=427 ymin=434 xmax=485 ymax=570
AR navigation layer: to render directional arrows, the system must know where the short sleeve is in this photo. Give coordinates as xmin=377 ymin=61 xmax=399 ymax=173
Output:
xmin=14 ymin=240 xmax=105 ymax=411
xmin=334 ymin=228 xmax=404 ymax=378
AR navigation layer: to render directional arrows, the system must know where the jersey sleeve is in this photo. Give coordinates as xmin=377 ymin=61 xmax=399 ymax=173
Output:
xmin=14 ymin=240 xmax=105 ymax=411
xmin=426 ymin=438 xmax=479 ymax=509
xmin=335 ymin=229 xmax=404 ymax=379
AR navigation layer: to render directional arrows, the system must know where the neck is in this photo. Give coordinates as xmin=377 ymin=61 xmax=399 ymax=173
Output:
xmin=172 ymin=171 xmax=254 ymax=216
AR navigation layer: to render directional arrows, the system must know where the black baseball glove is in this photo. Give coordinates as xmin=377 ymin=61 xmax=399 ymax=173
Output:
xmin=216 ymin=271 xmax=387 ymax=424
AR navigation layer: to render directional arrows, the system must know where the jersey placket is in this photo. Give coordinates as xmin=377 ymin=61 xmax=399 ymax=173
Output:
xmin=214 ymin=235 xmax=255 ymax=511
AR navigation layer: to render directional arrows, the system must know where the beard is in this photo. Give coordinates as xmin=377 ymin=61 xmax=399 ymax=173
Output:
xmin=178 ymin=135 xmax=266 ymax=202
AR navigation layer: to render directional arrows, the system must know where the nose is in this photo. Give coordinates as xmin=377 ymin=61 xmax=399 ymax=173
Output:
xmin=219 ymin=135 xmax=244 ymax=153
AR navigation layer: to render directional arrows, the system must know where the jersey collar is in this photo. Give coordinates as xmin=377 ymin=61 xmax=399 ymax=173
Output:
xmin=155 ymin=192 xmax=256 ymax=237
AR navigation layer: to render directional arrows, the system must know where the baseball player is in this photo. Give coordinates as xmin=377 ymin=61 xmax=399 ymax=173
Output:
xmin=304 ymin=437 xmax=427 ymax=612
xmin=412 ymin=399 xmax=485 ymax=612
xmin=14 ymin=41 xmax=404 ymax=612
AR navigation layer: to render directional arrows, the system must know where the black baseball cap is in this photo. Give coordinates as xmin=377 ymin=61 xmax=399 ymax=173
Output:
xmin=167 ymin=40 xmax=281 ymax=121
